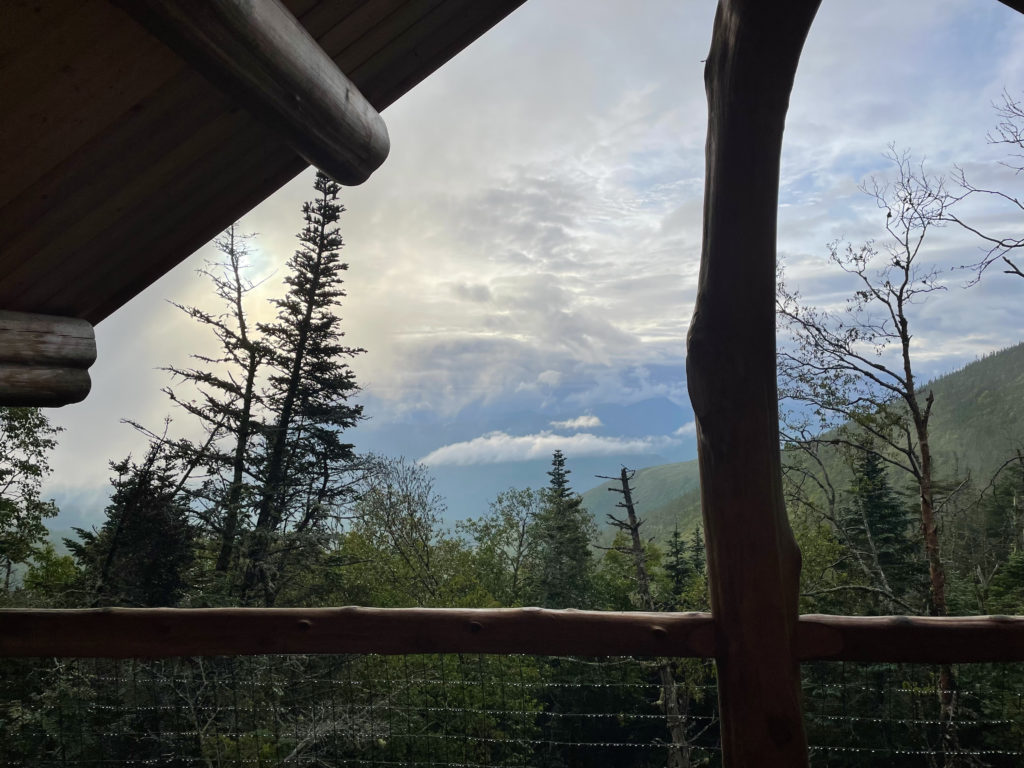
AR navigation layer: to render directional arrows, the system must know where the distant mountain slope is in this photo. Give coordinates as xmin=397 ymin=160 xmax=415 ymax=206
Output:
xmin=582 ymin=341 xmax=1024 ymax=544
xmin=582 ymin=460 xmax=702 ymax=544
xmin=924 ymin=343 xmax=1024 ymax=479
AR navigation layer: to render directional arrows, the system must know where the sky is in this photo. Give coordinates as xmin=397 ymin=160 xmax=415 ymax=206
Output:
xmin=44 ymin=0 xmax=1024 ymax=528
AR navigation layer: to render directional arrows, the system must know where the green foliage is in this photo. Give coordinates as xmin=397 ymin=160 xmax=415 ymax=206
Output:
xmin=838 ymin=450 xmax=924 ymax=611
xmin=664 ymin=527 xmax=693 ymax=595
xmin=21 ymin=543 xmax=78 ymax=606
xmin=790 ymin=502 xmax=849 ymax=613
xmin=988 ymin=550 xmax=1024 ymax=614
xmin=347 ymin=456 xmax=449 ymax=606
xmin=458 ymin=487 xmax=542 ymax=606
xmin=0 ymin=407 xmax=61 ymax=592
xmin=924 ymin=344 xmax=1024 ymax=479
xmin=258 ymin=172 xmax=364 ymax=470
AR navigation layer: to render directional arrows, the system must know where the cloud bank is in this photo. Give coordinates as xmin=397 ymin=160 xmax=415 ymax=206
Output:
xmin=550 ymin=415 xmax=603 ymax=430
xmin=420 ymin=431 xmax=680 ymax=467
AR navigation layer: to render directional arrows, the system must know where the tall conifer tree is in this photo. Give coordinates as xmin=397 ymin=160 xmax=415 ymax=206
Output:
xmin=839 ymin=450 xmax=919 ymax=607
xmin=244 ymin=171 xmax=364 ymax=604
xmin=529 ymin=450 xmax=595 ymax=608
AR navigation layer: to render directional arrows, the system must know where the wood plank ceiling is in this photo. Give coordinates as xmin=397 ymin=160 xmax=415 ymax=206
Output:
xmin=0 ymin=0 xmax=525 ymax=324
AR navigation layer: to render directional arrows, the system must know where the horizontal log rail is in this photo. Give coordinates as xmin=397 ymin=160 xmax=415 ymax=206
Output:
xmin=3 ymin=608 xmax=1024 ymax=662
xmin=799 ymin=613 xmax=1024 ymax=663
xmin=0 ymin=607 xmax=715 ymax=658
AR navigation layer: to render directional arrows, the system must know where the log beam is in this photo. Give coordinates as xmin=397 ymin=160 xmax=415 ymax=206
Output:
xmin=3 ymin=608 xmax=1024 ymax=662
xmin=0 ymin=607 xmax=717 ymax=659
xmin=118 ymin=0 xmax=390 ymax=186
xmin=0 ymin=310 xmax=96 ymax=406
xmin=798 ymin=614 xmax=1024 ymax=663
xmin=687 ymin=1 xmax=820 ymax=765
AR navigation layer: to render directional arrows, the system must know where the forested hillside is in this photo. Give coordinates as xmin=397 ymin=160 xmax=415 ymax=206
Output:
xmin=925 ymin=343 xmax=1024 ymax=478
xmin=583 ymin=341 xmax=1024 ymax=547
xmin=583 ymin=460 xmax=701 ymax=543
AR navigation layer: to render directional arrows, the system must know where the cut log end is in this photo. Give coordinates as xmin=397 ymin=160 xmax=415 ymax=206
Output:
xmin=0 ymin=311 xmax=97 ymax=406
xmin=0 ymin=365 xmax=92 ymax=407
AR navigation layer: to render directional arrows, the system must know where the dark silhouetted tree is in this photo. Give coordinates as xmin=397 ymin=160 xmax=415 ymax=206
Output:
xmin=68 ymin=445 xmax=195 ymax=607
xmin=156 ymin=225 xmax=267 ymax=581
xmin=244 ymin=171 xmax=364 ymax=604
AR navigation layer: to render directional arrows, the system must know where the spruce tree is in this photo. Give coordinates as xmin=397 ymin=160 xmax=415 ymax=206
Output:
xmin=689 ymin=524 xmax=706 ymax=576
xmin=838 ymin=449 xmax=920 ymax=609
xmin=244 ymin=171 xmax=364 ymax=604
xmin=529 ymin=450 xmax=595 ymax=608
xmin=664 ymin=526 xmax=694 ymax=607
xmin=68 ymin=445 xmax=195 ymax=607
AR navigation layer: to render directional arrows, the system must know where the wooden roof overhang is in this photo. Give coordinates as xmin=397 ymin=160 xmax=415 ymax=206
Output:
xmin=0 ymin=0 xmax=525 ymax=405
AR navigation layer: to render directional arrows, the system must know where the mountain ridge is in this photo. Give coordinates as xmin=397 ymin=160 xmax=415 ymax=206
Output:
xmin=582 ymin=341 xmax=1024 ymax=544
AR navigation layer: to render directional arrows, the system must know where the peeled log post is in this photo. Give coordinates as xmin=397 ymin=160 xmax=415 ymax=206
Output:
xmin=687 ymin=2 xmax=820 ymax=766
xmin=0 ymin=311 xmax=96 ymax=406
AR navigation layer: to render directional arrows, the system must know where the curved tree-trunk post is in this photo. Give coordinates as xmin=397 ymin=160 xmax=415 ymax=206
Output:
xmin=687 ymin=2 xmax=820 ymax=765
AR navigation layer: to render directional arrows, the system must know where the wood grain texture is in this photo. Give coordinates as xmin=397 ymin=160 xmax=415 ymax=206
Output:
xmin=798 ymin=614 xmax=1024 ymax=663
xmin=0 ymin=310 xmax=97 ymax=367
xmin=0 ymin=365 xmax=91 ymax=406
xmin=0 ymin=0 xmax=184 ymax=211
xmin=118 ymin=0 xmax=389 ymax=185
xmin=687 ymin=1 xmax=820 ymax=765
xmin=0 ymin=608 xmax=717 ymax=659
xmin=3 ymin=608 xmax=1023 ymax=663
xmin=0 ymin=311 xmax=96 ymax=406
xmin=0 ymin=0 xmax=526 ymax=324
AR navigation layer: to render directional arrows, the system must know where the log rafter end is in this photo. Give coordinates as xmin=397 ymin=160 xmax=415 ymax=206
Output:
xmin=0 ymin=310 xmax=96 ymax=407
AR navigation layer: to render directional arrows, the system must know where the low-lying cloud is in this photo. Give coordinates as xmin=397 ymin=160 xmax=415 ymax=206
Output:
xmin=420 ymin=430 xmax=680 ymax=466
xmin=550 ymin=414 xmax=602 ymax=430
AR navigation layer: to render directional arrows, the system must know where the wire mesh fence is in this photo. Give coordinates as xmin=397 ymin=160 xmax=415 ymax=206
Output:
xmin=2 ymin=655 xmax=1023 ymax=767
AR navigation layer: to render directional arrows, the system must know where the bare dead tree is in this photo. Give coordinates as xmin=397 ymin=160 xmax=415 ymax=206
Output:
xmin=949 ymin=90 xmax=1024 ymax=280
xmin=160 ymin=225 xmax=267 ymax=576
xmin=601 ymin=467 xmax=692 ymax=768
xmin=777 ymin=148 xmax=965 ymax=764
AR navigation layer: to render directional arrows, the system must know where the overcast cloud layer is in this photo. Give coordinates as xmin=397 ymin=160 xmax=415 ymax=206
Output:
xmin=44 ymin=0 xmax=1024 ymax=523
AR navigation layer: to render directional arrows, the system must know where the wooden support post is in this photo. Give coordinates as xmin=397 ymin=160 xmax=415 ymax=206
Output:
xmin=687 ymin=1 xmax=820 ymax=765
xmin=0 ymin=311 xmax=96 ymax=406
xmin=119 ymin=0 xmax=390 ymax=186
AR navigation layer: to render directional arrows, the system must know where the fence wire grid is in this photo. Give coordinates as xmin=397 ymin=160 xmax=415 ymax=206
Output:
xmin=3 ymin=655 xmax=1023 ymax=767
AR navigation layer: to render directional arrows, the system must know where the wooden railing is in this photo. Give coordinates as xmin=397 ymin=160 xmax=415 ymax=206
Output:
xmin=3 ymin=607 xmax=1024 ymax=664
